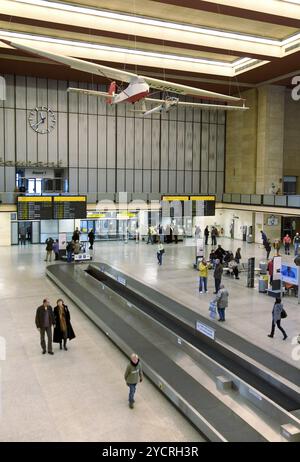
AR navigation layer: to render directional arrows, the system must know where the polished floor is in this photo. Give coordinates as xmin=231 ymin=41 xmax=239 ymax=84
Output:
xmin=92 ymin=237 xmax=300 ymax=368
xmin=0 ymin=244 xmax=203 ymax=442
xmin=1 ymin=237 xmax=299 ymax=442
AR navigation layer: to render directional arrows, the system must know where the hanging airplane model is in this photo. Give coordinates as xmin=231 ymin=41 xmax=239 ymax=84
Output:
xmin=4 ymin=40 xmax=248 ymax=115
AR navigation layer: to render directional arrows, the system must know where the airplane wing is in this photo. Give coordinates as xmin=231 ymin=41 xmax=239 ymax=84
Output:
xmin=145 ymin=97 xmax=248 ymax=110
xmin=142 ymin=77 xmax=242 ymax=102
xmin=6 ymin=40 xmax=243 ymax=104
xmin=4 ymin=40 xmax=137 ymax=83
xmin=67 ymin=87 xmax=110 ymax=97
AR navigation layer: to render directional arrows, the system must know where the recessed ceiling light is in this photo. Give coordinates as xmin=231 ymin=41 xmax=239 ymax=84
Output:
xmin=0 ymin=29 xmax=255 ymax=68
xmin=12 ymin=0 xmax=280 ymax=45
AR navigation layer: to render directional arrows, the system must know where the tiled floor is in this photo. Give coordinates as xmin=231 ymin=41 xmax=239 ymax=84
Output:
xmin=0 ymin=244 xmax=203 ymax=442
xmin=92 ymin=237 xmax=300 ymax=369
xmin=1 ymin=237 xmax=299 ymax=442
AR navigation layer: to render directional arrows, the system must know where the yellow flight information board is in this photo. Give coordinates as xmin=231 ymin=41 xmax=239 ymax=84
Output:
xmin=161 ymin=195 xmax=215 ymax=216
xmin=17 ymin=196 xmax=53 ymax=220
xmin=53 ymin=196 xmax=87 ymax=219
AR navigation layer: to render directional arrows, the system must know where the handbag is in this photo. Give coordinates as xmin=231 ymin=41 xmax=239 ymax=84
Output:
xmin=281 ymin=308 xmax=287 ymax=319
xmin=209 ymin=301 xmax=217 ymax=313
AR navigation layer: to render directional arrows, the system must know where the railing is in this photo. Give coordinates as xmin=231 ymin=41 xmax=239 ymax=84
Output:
xmin=0 ymin=192 xmax=164 ymax=205
xmin=222 ymin=193 xmax=300 ymax=208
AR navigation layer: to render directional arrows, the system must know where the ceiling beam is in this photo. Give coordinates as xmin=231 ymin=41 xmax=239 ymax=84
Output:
xmin=152 ymin=0 xmax=300 ymax=28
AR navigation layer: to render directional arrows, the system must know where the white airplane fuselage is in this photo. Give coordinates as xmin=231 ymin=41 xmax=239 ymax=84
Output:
xmin=113 ymin=77 xmax=149 ymax=104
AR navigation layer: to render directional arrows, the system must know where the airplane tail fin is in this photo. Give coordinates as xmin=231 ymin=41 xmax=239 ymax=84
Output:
xmin=107 ymin=81 xmax=116 ymax=104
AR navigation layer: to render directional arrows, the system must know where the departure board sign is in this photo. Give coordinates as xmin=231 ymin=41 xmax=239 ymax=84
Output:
xmin=191 ymin=196 xmax=216 ymax=216
xmin=17 ymin=196 xmax=53 ymax=220
xmin=161 ymin=195 xmax=215 ymax=216
xmin=53 ymin=196 xmax=87 ymax=219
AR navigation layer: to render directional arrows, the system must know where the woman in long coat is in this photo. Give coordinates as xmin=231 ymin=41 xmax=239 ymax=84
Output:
xmin=53 ymin=299 xmax=76 ymax=350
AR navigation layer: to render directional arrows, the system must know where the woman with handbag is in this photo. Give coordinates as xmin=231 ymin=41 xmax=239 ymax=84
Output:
xmin=268 ymin=297 xmax=288 ymax=340
xmin=53 ymin=299 xmax=76 ymax=350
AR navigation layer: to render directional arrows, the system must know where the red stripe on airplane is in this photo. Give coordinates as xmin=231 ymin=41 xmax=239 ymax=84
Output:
xmin=126 ymin=91 xmax=149 ymax=103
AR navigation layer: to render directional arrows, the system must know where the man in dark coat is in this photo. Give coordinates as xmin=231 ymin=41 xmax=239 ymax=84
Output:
xmin=88 ymin=229 xmax=95 ymax=250
xmin=35 ymin=299 xmax=55 ymax=355
xmin=72 ymin=227 xmax=81 ymax=242
xmin=213 ymin=259 xmax=223 ymax=294
xmin=53 ymin=299 xmax=75 ymax=351
xmin=214 ymin=245 xmax=226 ymax=264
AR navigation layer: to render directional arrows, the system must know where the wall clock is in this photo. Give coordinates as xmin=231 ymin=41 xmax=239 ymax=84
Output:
xmin=28 ymin=106 xmax=56 ymax=134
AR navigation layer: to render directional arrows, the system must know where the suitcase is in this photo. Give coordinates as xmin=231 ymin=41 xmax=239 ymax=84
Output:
xmin=258 ymin=278 xmax=268 ymax=293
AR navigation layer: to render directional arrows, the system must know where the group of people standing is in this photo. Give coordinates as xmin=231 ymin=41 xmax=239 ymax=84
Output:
xmin=261 ymin=229 xmax=300 ymax=258
xmin=147 ymin=223 xmax=180 ymax=245
xmin=44 ymin=227 xmax=96 ymax=264
xmin=35 ymin=298 xmax=75 ymax=354
xmin=203 ymin=226 xmax=218 ymax=246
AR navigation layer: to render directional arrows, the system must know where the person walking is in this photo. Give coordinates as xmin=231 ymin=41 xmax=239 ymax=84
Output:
xmin=53 ymin=239 xmax=59 ymax=261
xmin=157 ymin=242 xmax=164 ymax=265
xmin=53 ymin=299 xmax=76 ymax=351
xmin=45 ymin=237 xmax=54 ymax=262
xmin=235 ymin=248 xmax=242 ymax=264
xmin=195 ymin=225 xmax=201 ymax=240
xmin=268 ymin=298 xmax=288 ymax=340
xmin=66 ymin=241 xmax=73 ymax=263
xmin=283 ymin=234 xmax=291 ymax=255
xmin=265 ymin=239 xmax=272 ymax=260
xmin=173 ymin=224 xmax=179 ymax=244
xmin=268 ymin=258 xmax=274 ymax=285
xmin=146 ymin=226 xmax=152 ymax=244
xmin=273 ymin=239 xmax=281 ymax=256
xmin=88 ymin=229 xmax=95 ymax=250
xmin=214 ymin=284 xmax=229 ymax=322
xmin=293 ymin=233 xmax=300 ymax=256
xmin=124 ymin=353 xmax=143 ymax=409
xmin=261 ymin=230 xmax=268 ymax=247
xmin=213 ymin=259 xmax=223 ymax=294
xmin=20 ymin=230 xmax=26 ymax=246
xmin=204 ymin=226 xmax=209 ymax=245
xmin=198 ymin=258 xmax=208 ymax=294
xmin=35 ymin=298 xmax=55 ymax=355
xmin=211 ymin=227 xmax=217 ymax=246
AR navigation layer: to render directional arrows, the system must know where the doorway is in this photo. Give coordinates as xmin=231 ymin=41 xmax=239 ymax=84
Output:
xmin=16 ymin=221 xmax=40 ymax=245
xmin=18 ymin=222 xmax=32 ymax=245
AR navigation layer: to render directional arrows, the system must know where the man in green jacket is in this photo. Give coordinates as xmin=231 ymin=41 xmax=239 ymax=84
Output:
xmin=124 ymin=353 xmax=143 ymax=409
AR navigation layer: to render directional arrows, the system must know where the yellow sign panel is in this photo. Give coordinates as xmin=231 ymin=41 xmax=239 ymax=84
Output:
xmin=18 ymin=196 xmax=52 ymax=202
xmin=53 ymin=196 xmax=86 ymax=202
xmin=162 ymin=196 xmax=189 ymax=201
xmin=190 ymin=196 xmax=215 ymax=201
xmin=87 ymin=213 xmax=106 ymax=218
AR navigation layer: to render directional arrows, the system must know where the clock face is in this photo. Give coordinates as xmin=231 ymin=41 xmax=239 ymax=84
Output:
xmin=28 ymin=106 xmax=56 ymax=134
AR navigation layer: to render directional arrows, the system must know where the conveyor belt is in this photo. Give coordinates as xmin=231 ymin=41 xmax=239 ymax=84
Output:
xmin=90 ymin=263 xmax=300 ymax=389
xmin=47 ymin=263 xmax=268 ymax=442
xmin=86 ymin=265 xmax=300 ymax=412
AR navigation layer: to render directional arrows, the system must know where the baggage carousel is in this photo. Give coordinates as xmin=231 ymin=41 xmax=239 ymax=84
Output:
xmin=46 ymin=262 xmax=300 ymax=442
